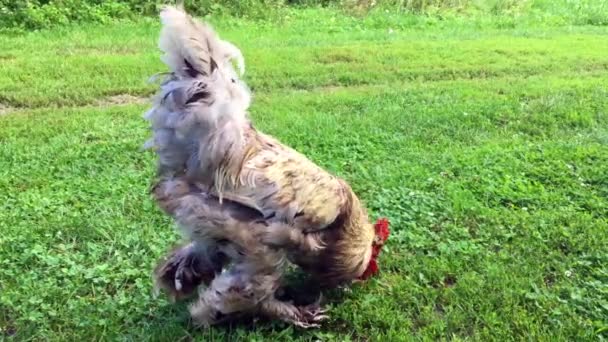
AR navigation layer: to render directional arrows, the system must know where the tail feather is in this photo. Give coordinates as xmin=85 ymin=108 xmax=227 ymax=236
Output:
xmin=158 ymin=5 xmax=245 ymax=79
xmin=159 ymin=5 xmax=219 ymax=78
xmin=144 ymin=5 xmax=252 ymax=187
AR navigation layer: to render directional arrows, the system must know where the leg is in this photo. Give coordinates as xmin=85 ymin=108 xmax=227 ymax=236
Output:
xmin=188 ymin=268 xmax=259 ymax=327
xmin=153 ymin=240 xmax=226 ymax=302
xmin=189 ymin=251 xmax=288 ymax=327
xmin=258 ymin=296 xmax=329 ymax=329
xmin=152 ymin=177 xmax=264 ymax=301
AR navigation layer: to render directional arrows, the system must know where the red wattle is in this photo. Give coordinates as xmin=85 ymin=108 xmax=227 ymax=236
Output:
xmin=358 ymin=218 xmax=390 ymax=281
xmin=358 ymin=258 xmax=379 ymax=280
xmin=374 ymin=218 xmax=390 ymax=242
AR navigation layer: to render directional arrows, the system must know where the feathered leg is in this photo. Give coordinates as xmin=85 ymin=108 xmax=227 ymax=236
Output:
xmin=153 ymin=240 xmax=227 ymax=302
xmin=152 ymin=177 xmax=330 ymax=327
xmin=188 ymin=264 xmax=329 ymax=328
xmin=188 ymin=259 xmax=284 ymax=327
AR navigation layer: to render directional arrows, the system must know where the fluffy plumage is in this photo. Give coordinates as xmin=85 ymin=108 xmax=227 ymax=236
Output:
xmin=145 ymin=4 xmax=388 ymax=327
xmin=144 ymin=5 xmax=251 ymax=188
xmin=152 ymin=178 xmax=327 ymax=327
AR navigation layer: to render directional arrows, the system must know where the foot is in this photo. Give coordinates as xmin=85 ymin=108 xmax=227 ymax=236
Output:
xmin=293 ymin=296 xmax=329 ymax=328
xmin=260 ymin=296 xmax=329 ymax=329
xmin=153 ymin=243 xmax=215 ymax=301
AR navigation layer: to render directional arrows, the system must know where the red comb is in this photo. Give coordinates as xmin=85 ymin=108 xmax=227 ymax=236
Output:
xmin=374 ymin=218 xmax=390 ymax=242
xmin=357 ymin=218 xmax=390 ymax=281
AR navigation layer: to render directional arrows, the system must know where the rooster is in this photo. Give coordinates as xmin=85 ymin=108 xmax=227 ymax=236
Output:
xmin=145 ymin=5 xmax=389 ymax=326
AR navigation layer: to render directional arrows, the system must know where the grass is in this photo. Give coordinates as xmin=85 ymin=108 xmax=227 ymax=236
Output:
xmin=1 ymin=8 xmax=607 ymax=341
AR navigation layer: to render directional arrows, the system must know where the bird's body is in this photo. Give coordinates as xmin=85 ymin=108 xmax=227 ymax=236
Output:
xmin=146 ymin=5 xmax=388 ymax=327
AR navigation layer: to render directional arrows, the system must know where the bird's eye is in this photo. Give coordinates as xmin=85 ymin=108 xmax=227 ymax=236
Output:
xmin=231 ymin=78 xmax=236 ymax=83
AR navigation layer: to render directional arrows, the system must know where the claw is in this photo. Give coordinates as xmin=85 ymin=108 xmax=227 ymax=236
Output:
xmin=313 ymin=314 xmax=329 ymax=322
xmin=293 ymin=321 xmax=320 ymax=329
xmin=317 ymin=307 xmax=330 ymax=314
xmin=295 ymin=299 xmax=330 ymax=328
xmin=306 ymin=305 xmax=329 ymax=315
xmin=300 ymin=311 xmax=329 ymax=321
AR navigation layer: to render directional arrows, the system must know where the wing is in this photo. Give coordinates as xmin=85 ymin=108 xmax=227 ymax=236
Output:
xmin=212 ymin=133 xmax=348 ymax=234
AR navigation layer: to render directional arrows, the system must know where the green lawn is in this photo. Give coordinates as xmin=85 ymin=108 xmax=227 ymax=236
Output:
xmin=1 ymin=8 xmax=607 ymax=341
